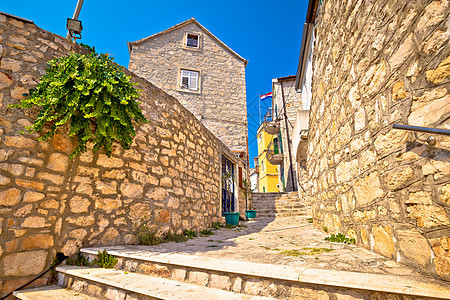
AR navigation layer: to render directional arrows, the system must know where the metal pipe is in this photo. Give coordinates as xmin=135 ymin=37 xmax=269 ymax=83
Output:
xmin=393 ymin=124 xmax=450 ymax=136
xmin=66 ymin=0 xmax=85 ymax=38
xmin=280 ymin=81 xmax=297 ymax=192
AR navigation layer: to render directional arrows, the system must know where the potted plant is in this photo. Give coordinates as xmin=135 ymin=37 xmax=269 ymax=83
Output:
xmin=242 ymin=178 xmax=256 ymax=219
xmin=222 ymin=172 xmax=240 ymax=225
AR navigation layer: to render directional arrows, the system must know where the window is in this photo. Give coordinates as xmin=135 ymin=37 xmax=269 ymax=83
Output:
xmin=180 ymin=69 xmax=199 ymax=91
xmin=186 ymin=34 xmax=199 ymax=48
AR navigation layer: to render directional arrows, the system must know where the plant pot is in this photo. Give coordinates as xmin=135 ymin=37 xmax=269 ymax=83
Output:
xmin=245 ymin=210 xmax=256 ymax=219
xmin=224 ymin=212 xmax=240 ymax=226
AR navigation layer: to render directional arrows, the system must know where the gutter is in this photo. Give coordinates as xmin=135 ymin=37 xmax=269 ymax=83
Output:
xmin=294 ymin=0 xmax=319 ymax=90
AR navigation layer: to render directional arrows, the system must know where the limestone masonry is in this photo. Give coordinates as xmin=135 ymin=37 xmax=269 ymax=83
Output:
xmin=128 ymin=18 xmax=249 ymax=154
xmin=305 ymin=0 xmax=450 ymax=280
xmin=0 ymin=13 xmax=245 ymax=296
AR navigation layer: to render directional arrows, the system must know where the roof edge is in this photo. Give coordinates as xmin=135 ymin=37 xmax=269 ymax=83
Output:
xmin=0 ymin=11 xmax=34 ymax=24
xmin=128 ymin=18 xmax=248 ymax=66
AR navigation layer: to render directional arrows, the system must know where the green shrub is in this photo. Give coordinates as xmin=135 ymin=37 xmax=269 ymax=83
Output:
xmin=183 ymin=229 xmax=197 ymax=238
xmin=93 ymin=250 xmax=118 ymax=268
xmin=137 ymin=224 xmax=161 ymax=245
xmin=10 ymin=50 xmax=148 ymax=158
xmin=66 ymin=252 xmax=91 ymax=266
xmin=199 ymin=229 xmax=215 ymax=237
xmin=324 ymin=233 xmax=355 ymax=244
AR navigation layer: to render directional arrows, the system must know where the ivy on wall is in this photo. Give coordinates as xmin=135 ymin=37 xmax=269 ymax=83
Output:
xmin=11 ymin=49 xmax=148 ymax=158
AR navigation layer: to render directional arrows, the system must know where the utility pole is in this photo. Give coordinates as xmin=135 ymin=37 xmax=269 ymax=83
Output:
xmin=280 ymin=80 xmax=297 ymax=192
xmin=66 ymin=0 xmax=85 ymax=38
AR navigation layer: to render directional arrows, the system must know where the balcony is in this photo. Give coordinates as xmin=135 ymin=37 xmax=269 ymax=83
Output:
xmin=266 ymin=140 xmax=284 ymax=165
xmin=264 ymin=120 xmax=280 ymax=135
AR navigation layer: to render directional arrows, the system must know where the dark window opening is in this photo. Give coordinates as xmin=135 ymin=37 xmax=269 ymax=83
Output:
xmin=186 ymin=34 xmax=199 ymax=48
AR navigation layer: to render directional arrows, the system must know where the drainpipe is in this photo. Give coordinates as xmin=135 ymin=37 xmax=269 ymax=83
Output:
xmin=280 ymin=80 xmax=297 ymax=192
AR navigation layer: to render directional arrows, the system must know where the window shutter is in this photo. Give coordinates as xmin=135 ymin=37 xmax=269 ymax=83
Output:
xmin=190 ymin=71 xmax=198 ymax=90
xmin=239 ymin=167 xmax=243 ymax=187
xmin=181 ymin=70 xmax=189 ymax=88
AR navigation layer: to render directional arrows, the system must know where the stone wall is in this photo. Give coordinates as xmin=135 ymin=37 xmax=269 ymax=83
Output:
xmin=0 ymin=13 xmax=244 ymax=296
xmin=307 ymin=0 xmax=450 ymax=280
xmin=129 ymin=20 xmax=248 ymax=153
xmin=272 ymin=77 xmax=302 ymax=191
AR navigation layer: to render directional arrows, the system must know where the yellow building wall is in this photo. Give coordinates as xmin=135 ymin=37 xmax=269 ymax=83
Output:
xmin=257 ymin=127 xmax=280 ymax=193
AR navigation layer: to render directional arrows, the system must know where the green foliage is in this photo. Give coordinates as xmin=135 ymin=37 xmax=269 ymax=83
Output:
xmin=66 ymin=252 xmax=91 ymax=266
xmin=324 ymin=233 xmax=356 ymax=244
xmin=306 ymin=218 xmax=313 ymax=223
xmin=9 ymin=51 xmax=147 ymax=158
xmin=93 ymin=250 xmax=118 ymax=268
xmin=183 ymin=229 xmax=197 ymax=238
xmin=323 ymin=226 xmax=328 ymax=233
xmin=211 ymin=222 xmax=224 ymax=230
xmin=277 ymin=247 xmax=333 ymax=257
xmin=137 ymin=224 xmax=161 ymax=245
xmin=162 ymin=232 xmax=189 ymax=243
xmin=199 ymin=229 xmax=215 ymax=237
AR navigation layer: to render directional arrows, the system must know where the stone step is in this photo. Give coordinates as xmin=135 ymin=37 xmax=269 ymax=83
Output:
xmin=14 ymin=285 xmax=97 ymax=300
xmin=79 ymin=246 xmax=450 ymax=299
xmin=56 ymin=266 xmax=273 ymax=300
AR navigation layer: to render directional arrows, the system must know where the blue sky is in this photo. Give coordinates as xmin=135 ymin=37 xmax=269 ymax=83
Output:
xmin=2 ymin=0 xmax=308 ymax=168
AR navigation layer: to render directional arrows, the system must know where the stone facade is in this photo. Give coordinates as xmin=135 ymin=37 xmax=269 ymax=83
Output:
xmin=272 ymin=76 xmax=302 ymax=192
xmin=0 ymin=13 xmax=245 ymax=296
xmin=128 ymin=18 xmax=248 ymax=154
xmin=306 ymin=0 xmax=450 ymax=280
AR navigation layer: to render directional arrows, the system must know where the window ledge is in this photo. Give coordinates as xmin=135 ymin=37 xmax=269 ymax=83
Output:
xmin=176 ymin=88 xmax=201 ymax=94
xmin=182 ymin=46 xmax=202 ymax=52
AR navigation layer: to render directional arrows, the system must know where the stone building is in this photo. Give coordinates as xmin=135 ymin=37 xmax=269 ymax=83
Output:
xmin=271 ymin=75 xmax=302 ymax=192
xmin=0 ymin=12 xmax=246 ymax=296
xmin=296 ymin=0 xmax=450 ymax=280
xmin=128 ymin=18 xmax=249 ymax=158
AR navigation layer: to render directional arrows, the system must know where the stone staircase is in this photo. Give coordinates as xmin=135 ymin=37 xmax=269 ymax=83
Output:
xmin=250 ymin=192 xmax=309 ymax=218
xmin=13 ymin=246 xmax=450 ymax=299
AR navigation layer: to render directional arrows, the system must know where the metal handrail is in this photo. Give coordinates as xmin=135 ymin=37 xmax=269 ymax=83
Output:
xmin=393 ymin=124 xmax=450 ymax=136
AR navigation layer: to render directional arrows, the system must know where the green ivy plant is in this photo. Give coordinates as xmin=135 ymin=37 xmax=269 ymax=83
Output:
xmin=10 ymin=49 xmax=147 ymax=158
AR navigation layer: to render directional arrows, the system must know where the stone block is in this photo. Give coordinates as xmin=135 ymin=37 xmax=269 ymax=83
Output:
xmin=101 ymin=228 xmax=119 ymax=244
xmin=0 ymin=188 xmax=21 ymax=206
xmin=441 ymin=184 xmax=450 ymax=204
xmin=24 ymin=191 xmax=45 ymax=202
xmin=156 ymin=209 xmax=171 ymax=223
xmin=95 ymin=198 xmax=122 ymax=213
xmin=383 ymin=166 xmax=415 ymax=190
xmin=353 ymin=172 xmax=384 ymax=206
xmin=14 ymin=204 xmax=33 ymax=217
xmin=209 ymin=273 xmax=231 ymax=290
xmin=231 ymin=277 xmax=242 ymax=293
xmin=374 ymin=130 xmax=408 ymax=157
xmin=22 ymin=234 xmax=54 ymax=250
xmin=3 ymin=250 xmax=47 ymax=276
xmin=372 ymin=225 xmax=395 ymax=259
xmin=405 ymin=191 xmax=432 ymax=205
xmin=37 ymin=172 xmax=65 ymax=185
xmin=392 ymin=81 xmax=407 ymax=101
xmin=52 ymin=134 xmax=73 ymax=153
xmin=389 ymin=33 xmax=415 ymax=70
xmin=70 ymin=196 xmax=91 ymax=213
xmin=97 ymin=154 xmax=124 ymax=168
xmin=171 ymin=268 xmax=187 ymax=281
xmin=66 ymin=215 xmax=96 ymax=226
xmin=4 ymin=136 xmax=37 ymax=148
xmin=69 ymin=229 xmax=87 ymax=240
xmin=407 ymin=205 xmax=449 ymax=228
xmin=16 ymin=179 xmax=44 ymax=190
xmin=187 ymin=271 xmax=209 ymax=286
xmin=47 ymin=153 xmax=69 ymax=172
xmin=397 ymin=229 xmax=431 ymax=267
xmin=23 ymin=216 xmax=49 ymax=228
xmin=120 ymin=182 xmax=143 ymax=198
xmin=96 ymin=181 xmax=118 ymax=195
xmin=409 ymin=87 xmax=450 ymax=127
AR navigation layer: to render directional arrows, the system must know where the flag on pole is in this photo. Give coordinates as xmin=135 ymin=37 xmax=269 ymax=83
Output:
xmin=260 ymin=92 xmax=272 ymax=101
